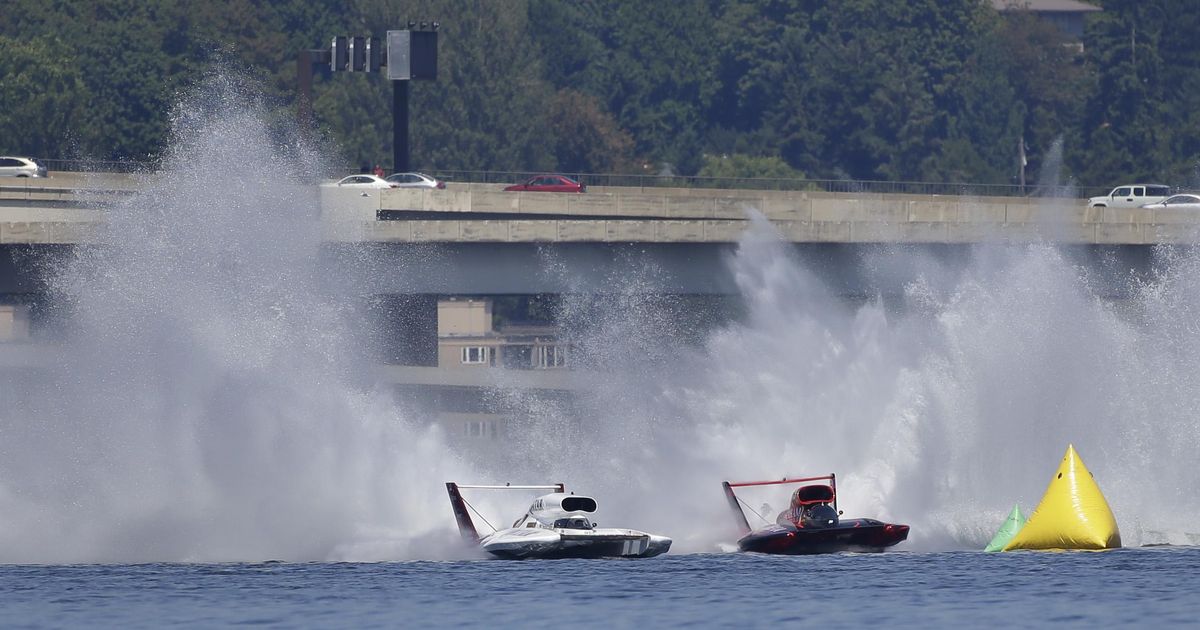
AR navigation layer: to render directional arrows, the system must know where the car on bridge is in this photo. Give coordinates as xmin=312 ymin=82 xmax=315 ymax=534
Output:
xmin=1141 ymin=194 xmax=1200 ymax=211
xmin=385 ymin=172 xmax=445 ymax=189
xmin=504 ymin=174 xmax=585 ymax=193
xmin=0 ymin=156 xmax=47 ymax=178
xmin=326 ymin=174 xmax=397 ymax=189
xmin=1088 ymin=184 xmax=1171 ymax=208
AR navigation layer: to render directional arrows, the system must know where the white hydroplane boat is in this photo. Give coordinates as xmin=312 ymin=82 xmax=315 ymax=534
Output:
xmin=446 ymin=482 xmax=672 ymax=559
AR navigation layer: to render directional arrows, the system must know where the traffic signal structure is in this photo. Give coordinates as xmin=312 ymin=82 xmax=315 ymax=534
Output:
xmin=298 ymin=23 xmax=439 ymax=173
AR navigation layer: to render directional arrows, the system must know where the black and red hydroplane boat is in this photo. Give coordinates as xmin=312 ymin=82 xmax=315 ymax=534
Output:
xmin=721 ymin=474 xmax=909 ymax=554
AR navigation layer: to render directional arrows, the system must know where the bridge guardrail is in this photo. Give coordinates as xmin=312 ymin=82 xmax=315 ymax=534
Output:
xmin=32 ymin=158 xmax=1115 ymax=198
xmin=32 ymin=159 xmax=148 ymax=174
xmin=0 ymin=185 xmax=135 ymax=195
xmin=411 ymin=170 xmax=1127 ymax=200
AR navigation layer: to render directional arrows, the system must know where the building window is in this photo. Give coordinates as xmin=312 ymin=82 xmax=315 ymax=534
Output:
xmin=463 ymin=419 xmax=501 ymax=440
xmin=536 ymin=345 xmax=568 ymax=369
xmin=461 ymin=346 xmax=490 ymax=364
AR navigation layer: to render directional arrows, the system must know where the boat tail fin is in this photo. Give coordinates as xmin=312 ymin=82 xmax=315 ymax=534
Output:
xmin=984 ymin=504 xmax=1026 ymax=552
xmin=446 ymin=482 xmax=480 ymax=543
xmin=722 ymin=481 xmax=752 ymax=535
xmin=1003 ymin=444 xmax=1121 ymax=551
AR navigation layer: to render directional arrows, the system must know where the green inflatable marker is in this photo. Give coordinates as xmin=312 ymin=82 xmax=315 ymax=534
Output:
xmin=984 ymin=504 xmax=1026 ymax=552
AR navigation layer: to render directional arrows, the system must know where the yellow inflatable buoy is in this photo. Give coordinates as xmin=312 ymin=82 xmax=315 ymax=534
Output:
xmin=1003 ymin=444 xmax=1121 ymax=551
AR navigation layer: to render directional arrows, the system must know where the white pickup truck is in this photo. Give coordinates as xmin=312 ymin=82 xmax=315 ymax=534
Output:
xmin=1088 ymin=184 xmax=1172 ymax=208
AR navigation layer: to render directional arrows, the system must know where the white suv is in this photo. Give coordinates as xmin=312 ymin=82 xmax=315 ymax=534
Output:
xmin=0 ymin=156 xmax=47 ymax=178
xmin=1088 ymin=184 xmax=1171 ymax=208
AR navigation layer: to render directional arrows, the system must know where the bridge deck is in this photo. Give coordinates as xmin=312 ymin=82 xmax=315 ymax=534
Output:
xmin=1 ymin=175 xmax=1196 ymax=245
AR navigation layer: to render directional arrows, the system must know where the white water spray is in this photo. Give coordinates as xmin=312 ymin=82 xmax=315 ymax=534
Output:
xmin=0 ymin=76 xmax=472 ymax=563
xmin=3 ymin=83 xmax=1199 ymax=561
xmin=503 ymin=216 xmax=1200 ymax=552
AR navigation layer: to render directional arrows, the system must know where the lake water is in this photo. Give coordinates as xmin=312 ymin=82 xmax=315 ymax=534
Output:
xmin=4 ymin=80 xmax=1200 ymax=628
xmin=3 ymin=547 xmax=1198 ymax=628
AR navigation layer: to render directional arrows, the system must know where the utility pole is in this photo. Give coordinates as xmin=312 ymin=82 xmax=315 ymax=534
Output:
xmin=1018 ymin=135 xmax=1027 ymax=195
xmin=297 ymin=23 xmax=439 ymax=174
xmin=296 ymin=49 xmax=329 ymax=131
xmin=393 ymin=77 xmax=410 ymax=173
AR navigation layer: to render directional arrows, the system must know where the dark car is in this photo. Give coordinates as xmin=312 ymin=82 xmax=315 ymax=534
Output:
xmin=503 ymin=174 xmax=585 ymax=193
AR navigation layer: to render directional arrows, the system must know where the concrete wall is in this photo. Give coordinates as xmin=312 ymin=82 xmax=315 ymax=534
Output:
xmin=5 ymin=178 xmax=1200 ymax=246
xmin=0 ymin=304 xmax=30 ymax=341
xmin=437 ymin=297 xmax=493 ymax=336
xmin=345 ymin=187 xmax=1200 ymax=245
xmin=0 ymin=172 xmax=139 ymax=192
xmin=436 ymin=298 xmax=497 ymax=368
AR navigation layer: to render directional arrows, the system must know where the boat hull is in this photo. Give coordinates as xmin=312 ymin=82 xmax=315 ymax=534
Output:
xmin=737 ymin=519 xmax=909 ymax=555
xmin=481 ymin=528 xmax=672 ymax=559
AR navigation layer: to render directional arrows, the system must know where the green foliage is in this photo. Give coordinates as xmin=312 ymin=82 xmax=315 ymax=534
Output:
xmin=529 ymin=0 xmax=721 ymax=174
xmin=0 ymin=35 xmax=89 ymax=156
xmin=786 ymin=1 xmax=1008 ymax=181
xmin=1076 ymin=0 xmax=1200 ymax=184
xmin=994 ymin=9 xmax=1087 ymax=181
xmin=548 ymin=89 xmax=635 ymax=174
xmin=0 ymin=0 xmax=1197 ymax=187
xmin=404 ymin=0 xmax=556 ymax=172
xmin=697 ymin=154 xmax=806 ymax=181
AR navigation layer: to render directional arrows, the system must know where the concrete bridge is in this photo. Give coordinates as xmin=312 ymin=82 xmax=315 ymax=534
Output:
xmin=4 ymin=173 xmax=1199 ymax=245
xmin=0 ymin=174 xmax=1190 ymax=295
xmin=0 ymin=175 xmax=1184 ymax=425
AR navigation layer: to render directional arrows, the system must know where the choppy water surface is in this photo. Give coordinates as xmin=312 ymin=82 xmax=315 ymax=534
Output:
xmin=3 ymin=548 xmax=1198 ymax=628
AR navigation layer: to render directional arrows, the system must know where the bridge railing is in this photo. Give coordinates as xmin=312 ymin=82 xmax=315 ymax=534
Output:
xmin=31 ymin=159 xmax=1115 ymax=198
xmin=425 ymin=169 xmax=1105 ymax=199
xmin=33 ymin=158 xmax=149 ymax=174
xmin=34 ymin=158 xmax=364 ymax=181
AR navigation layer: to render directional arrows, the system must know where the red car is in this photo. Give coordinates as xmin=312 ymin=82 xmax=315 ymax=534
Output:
xmin=503 ymin=174 xmax=586 ymax=193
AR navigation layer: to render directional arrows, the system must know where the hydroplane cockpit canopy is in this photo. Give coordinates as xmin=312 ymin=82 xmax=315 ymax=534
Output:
xmin=527 ymin=493 xmax=599 ymax=525
xmin=553 ymin=517 xmax=593 ymax=530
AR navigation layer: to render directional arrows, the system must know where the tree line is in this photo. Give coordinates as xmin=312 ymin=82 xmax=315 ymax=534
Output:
xmin=1 ymin=0 xmax=1196 ymax=189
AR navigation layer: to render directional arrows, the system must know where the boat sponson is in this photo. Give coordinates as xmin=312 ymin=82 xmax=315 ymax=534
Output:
xmin=738 ymin=519 xmax=910 ymax=555
xmin=482 ymin=530 xmax=671 ymax=559
xmin=558 ymin=532 xmax=646 ymax=543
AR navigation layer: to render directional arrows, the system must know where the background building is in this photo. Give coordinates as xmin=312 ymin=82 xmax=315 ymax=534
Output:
xmin=437 ymin=297 xmax=569 ymax=371
xmin=0 ymin=304 xmax=30 ymax=342
xmin=992 ymin=0 xmax=1102 ymax=39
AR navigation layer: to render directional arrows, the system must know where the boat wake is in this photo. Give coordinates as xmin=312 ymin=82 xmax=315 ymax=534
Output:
xmin=490 ymin=217 xmax=1200 ymax=553
xmin=2 ymin=77 xmax=1199 ymax=561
